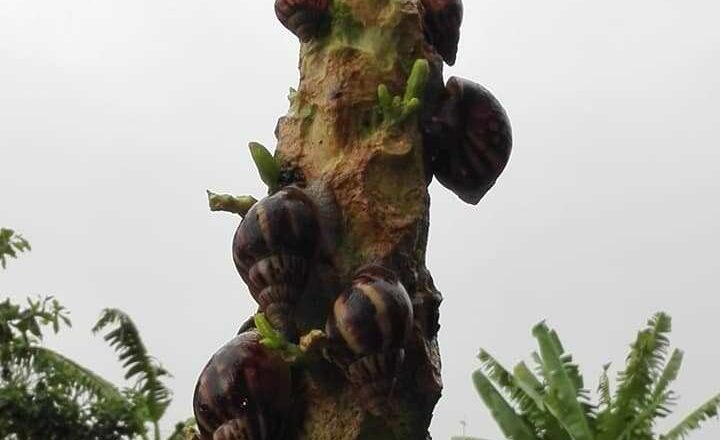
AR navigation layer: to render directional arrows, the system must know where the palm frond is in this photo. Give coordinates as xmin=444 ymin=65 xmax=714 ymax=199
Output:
xmin=512 ymin=361 xmax=546 ymax=411
xmin=472 ymin=369 xmax=540 ymax=440
xmin=478 ymin=350 xmax=560 ymax=436
xmin=616 ymin=313 xmax=672 ymax=406
xmin=617 ymin=350 xmax=684 ymax=439
xmin=599 ymin=313 xmax=672 ymax=439
xmin=533 ymin=322 xmax=595 ymax=440
xmin=479 ymin=350 xmax=544 ymax=412
xmin=660 ymin=393 xmax=720 ymax=440
xmin=20 ymin=345 xmax=125 ymax=402
xmin=93 ymin=308 xmax=171 ymax=423
xmin=652 ymin=350 xmax=683 ymax=400
xmin=598 ymin=364 xmax=612 ymax=410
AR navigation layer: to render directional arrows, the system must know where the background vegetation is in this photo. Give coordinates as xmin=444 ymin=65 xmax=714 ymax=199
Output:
xmin=459 ymin=313 xmax=720 ymax=440
xmin=0 ymin=229 xmax=193 ymax=440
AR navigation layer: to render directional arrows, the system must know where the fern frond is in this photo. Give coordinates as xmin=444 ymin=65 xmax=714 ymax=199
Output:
xmin=93 ymin=308 xmax=171 ymax=423
xmin=660 ymin=393 xmax=720 ymax=440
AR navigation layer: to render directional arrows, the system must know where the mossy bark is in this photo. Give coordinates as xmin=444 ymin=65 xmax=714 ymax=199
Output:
xmin=274 ymin=0 xmax=443 ymax=438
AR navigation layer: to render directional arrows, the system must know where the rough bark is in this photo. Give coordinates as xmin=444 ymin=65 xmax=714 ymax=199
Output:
xmin=273 ymin=1 xmax=443 ymax=438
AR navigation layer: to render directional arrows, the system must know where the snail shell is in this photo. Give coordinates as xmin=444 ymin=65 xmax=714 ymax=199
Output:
xmin=233 ymin=186 xmax=320 ymax=337
xmin=325 ymin=265 xmax=413 ymax=415
xmin=275 ymin=0 xmax=330 ymax=42
xmin=424 ymin=76 xmax=512 ymax=205
xmin=193 ymin=331 xmax=292 ymax=440
xmin=421 ymin=0 xmax=463 ymax=65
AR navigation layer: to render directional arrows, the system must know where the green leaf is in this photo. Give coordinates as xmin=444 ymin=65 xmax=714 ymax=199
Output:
xmin=0 ymin=228 xmax=31 ymax=269
xmin=661 ymin=393 xmax=720 ymax=440
xmin=513 ymin=362 xmax=546 ymax=410
xmin=478 ymin=350 xmax=545 ymax=414
xmin=472 ymin=370 xmax=540 ymax=440
xmin=248 ymin=142 xmax=281 ymax=191
xmin=533 ymin=322 xmax=595 ymax=440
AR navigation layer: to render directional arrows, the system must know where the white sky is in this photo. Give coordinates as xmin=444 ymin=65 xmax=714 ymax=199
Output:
xmin=1 ymin=0 xmax=719 ymax=438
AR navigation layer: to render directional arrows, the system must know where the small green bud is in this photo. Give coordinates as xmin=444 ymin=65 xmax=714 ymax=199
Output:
xmin=249 ymin=142 xmax=281 ymax=191
xmin=378 ymin=84 xmax=393 ymax=110
xmin=404 ymin=59 xmax=430 ymax=104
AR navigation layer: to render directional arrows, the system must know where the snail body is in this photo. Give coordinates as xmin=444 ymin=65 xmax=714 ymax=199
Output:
xmin=233 ymin=186 xmax=321 ymax=338
xmin=424 ymin=76 xmax=512 ymax=205
xmin=275 ymin=0 xmax=330 ymax=42
xmin=421 ymin=0 xmax=463 ymax=65
xmin=325 ymin=265 xmax=413 ymax=415
xmin=193 ymin=331 xmax=292 ymax=440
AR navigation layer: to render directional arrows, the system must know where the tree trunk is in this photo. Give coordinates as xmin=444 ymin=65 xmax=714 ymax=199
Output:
xmin=274 ymin=1 xmax=443 ymax=438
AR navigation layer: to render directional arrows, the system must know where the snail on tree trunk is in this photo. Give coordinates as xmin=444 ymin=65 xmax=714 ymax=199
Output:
xmin=421 ymin=0 xmax=464 ymax=65
xmin=275 ymin=0 xmax=330 ymax=42
xmin=193 ymin=331 xmax=292 ymax=440
xmin=232 ymin=186 xmax=321 ymax=340
xmin=424 ymin=76 xmax=512 ymax=204
xmin=199 ymin=0 xmax=512 ymax=437
xmin=325 ymin=265 xmax=414 ymax=416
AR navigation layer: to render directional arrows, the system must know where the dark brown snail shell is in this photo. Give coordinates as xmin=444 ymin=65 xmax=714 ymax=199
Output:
xmin=424 ymin=76 xmax=512 ymax=205
xmin=275 ymin=0 xmax=330 ymax=42
xmin=232 ymin=186 xmax=320 ymax=337
xmin=421 ymin=0 xmax=463 ymax=65
xmin=193 ymin=331 xmax=292 ymax=440
xmin=325 ymin=265 xmax=413 ymax=414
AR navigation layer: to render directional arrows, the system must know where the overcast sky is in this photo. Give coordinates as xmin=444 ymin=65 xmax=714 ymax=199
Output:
xmin=2 ymin=0 xmax=719 ymax=438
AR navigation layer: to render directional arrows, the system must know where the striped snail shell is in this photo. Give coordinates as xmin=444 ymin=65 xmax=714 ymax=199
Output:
xmin=325 ymin=265 xmax=414 ymax=415
xmin=275 ymin=0 xmax=330 ymax=42
xmin=421 ymin=0 xmax=463 ymax=65
xmin=193 ymin=331 xmax=292 ymax=440
xmin=424 ymin=76 xmax=512 ymax=205
xmin=232 ymin=186 xmax=320 ymax=339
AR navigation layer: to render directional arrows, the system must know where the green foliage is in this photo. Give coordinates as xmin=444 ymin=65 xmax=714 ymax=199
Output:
xmin=375 ymin=59 xmax=430 ymax=127
xmin=0 ymin=297 xmax=146 ymax=440
xmin=93 ymin=309 xmax=172 ymax=438
xmin=0 ymin=228 xmax=31 ymax=269
xmin=470 ymin=313 xmax=720 ymax=440
xmin=249 ymin=142 xmax=281 ymax=192
xmin=254 ymin=313 xmax=303 ymax=363
xmin=1 ymin=230 xmax=189 ymax=439
xmin=165 ymin=418 xmax=199 ymax=440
